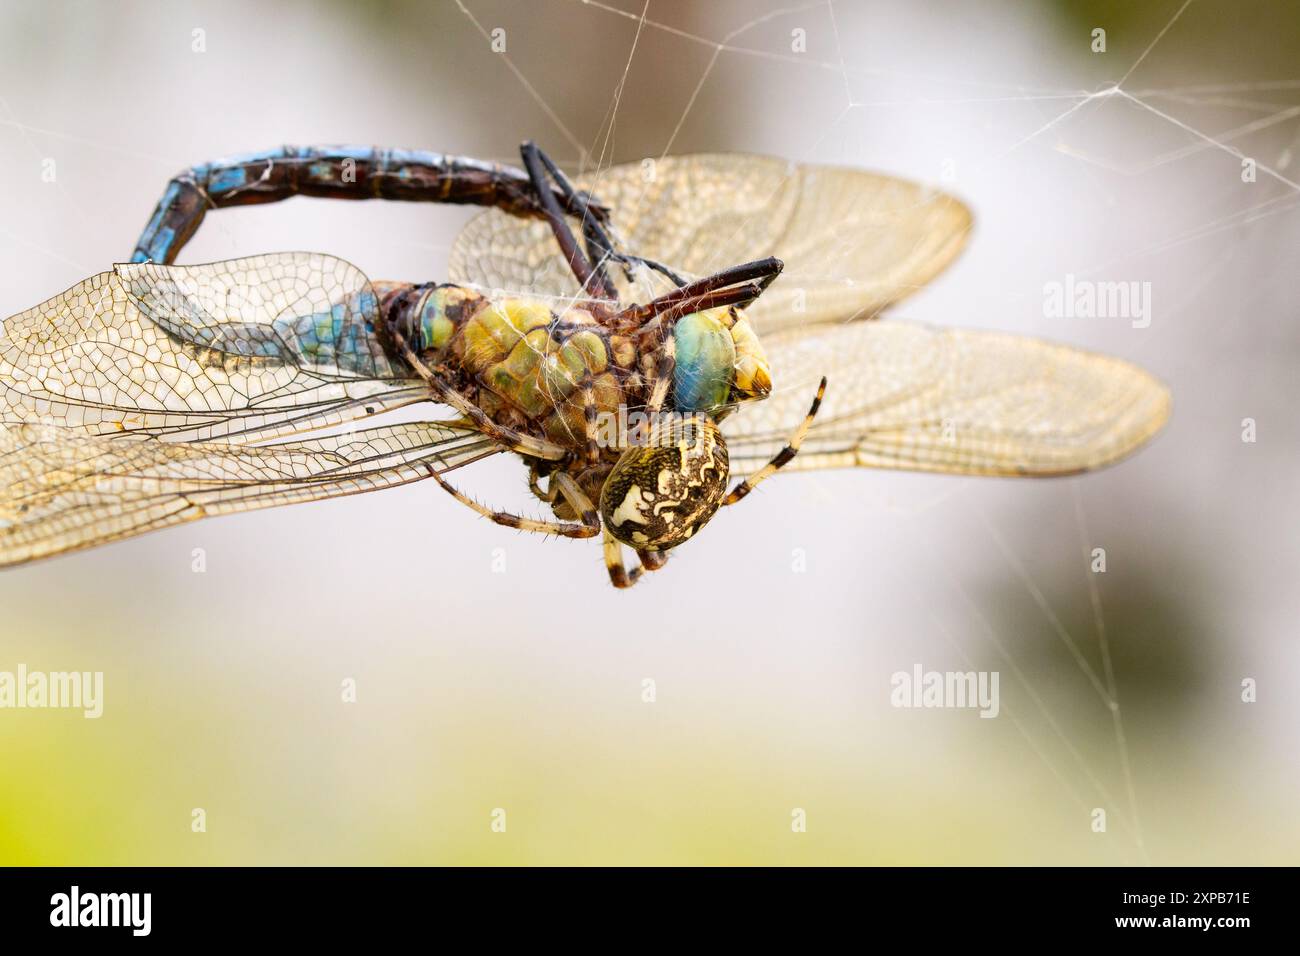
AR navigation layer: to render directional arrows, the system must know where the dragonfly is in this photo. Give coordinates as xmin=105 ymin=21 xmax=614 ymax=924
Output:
xmin=0 ymin=144 xmax=1170 ymax=587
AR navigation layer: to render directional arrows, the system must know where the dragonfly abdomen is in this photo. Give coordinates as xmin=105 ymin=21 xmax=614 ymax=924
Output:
xmin=131 ymin=146 xmax=568 ymax=265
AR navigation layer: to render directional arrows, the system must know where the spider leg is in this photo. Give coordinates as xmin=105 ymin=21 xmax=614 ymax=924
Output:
xmin=578 ymin=375 xmax=602 ymax=464
xmin=601 ymin=538 xmax=669 ymax=588
xmin=643 ymin=333 xmax=676 ymax=420
xmin=552 ymin=473 xmax=601 ymax=528
xmin=427 ymin=467 xmax=599 ymax=539
xmin=528 ymin=463 xmax=560 ymax=503
xmin=603 ymin=530 xmax=644 ymax=589
xmin=723 ymin=376 xmax=827 ymax=506
xmin=636 ymin=549 xmax=669 ymax=572
xmin=394 ymin=335 xmax=568 ymax=462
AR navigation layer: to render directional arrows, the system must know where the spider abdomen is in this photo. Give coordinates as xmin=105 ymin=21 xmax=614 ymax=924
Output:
xmin=599 ymin=418 xmax=730 ymax=550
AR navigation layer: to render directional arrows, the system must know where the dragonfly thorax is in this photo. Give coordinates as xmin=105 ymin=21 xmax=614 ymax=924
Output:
xmin=384 ymin=285 xmax=770 ymax=452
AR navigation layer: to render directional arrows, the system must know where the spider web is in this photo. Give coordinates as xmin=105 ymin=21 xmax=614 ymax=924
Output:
xmin=448 ymin=0 xmax=1300 ymax=864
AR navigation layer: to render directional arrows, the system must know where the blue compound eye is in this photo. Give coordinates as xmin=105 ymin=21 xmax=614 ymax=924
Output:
xmin=672 ymin=310 xmax=736 ymax=413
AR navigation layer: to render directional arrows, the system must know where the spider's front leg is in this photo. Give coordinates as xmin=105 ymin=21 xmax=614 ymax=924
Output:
xmin=130 ymin=144 xmax=610 ymax=264
xmin=429 ymin=468 xmax=600 ymax=539
xmin=723 ymin=377 xmax=828 ymax=505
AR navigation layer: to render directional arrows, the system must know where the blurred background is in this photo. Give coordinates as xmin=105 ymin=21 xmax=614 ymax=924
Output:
xmin=0 ymin=0 xmax=1296 ymax=864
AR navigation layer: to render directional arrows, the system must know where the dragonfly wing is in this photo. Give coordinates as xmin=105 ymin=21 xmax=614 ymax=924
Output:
xmin=450 ymin=207 xmax=586 ymax=301
xmin=0 ymin=252 xmax=424 ymax=443
xmin=449 ymin=153 xmax=972 ymax=329
xmin=0 ymin=420 xmax=497 ymax=568
xmin=722 ymin=321 xmax=1170 ymax=478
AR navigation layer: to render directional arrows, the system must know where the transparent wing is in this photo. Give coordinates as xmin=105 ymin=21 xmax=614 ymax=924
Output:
xmin=0 ymin=421 xmax=496 ymax=568
xmin=449 ymin=153 xmax=972 ymax=331
xmin=0 ymin=252 xmax=424 ymax=444
xmin=723 ymin=321 xmax=1170 ymax=478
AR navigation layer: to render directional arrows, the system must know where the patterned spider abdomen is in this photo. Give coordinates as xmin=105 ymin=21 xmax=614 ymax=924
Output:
xmin=599 ymin=417 xmax=730 ymax=550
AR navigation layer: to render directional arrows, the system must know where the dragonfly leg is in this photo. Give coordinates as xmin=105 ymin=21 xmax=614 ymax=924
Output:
xmin=521 ymin=142 xmax=615 ymax=290
xmin=519 ymin=143 xmax=688 ymax=290
xmin=130 ymin=145 xmax=608 ymax=264
xmin=723 ymin=376 xmax=827 ymax=506
xmin=426 ymin=467 xmax=599 ymax=539
xmin=619 ymin=257 xmax=784 ymax=329
xmin=519 ymin=141 xmax=616 ymax=299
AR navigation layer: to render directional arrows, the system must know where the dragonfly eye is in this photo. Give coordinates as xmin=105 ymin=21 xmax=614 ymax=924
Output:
xmin=673 ymin=309 xmax=772 ymax=415
xmin=673 ymin=310 xmax=735 ymax=413
xmin=600 ymin=417 xmax=729 ymax=551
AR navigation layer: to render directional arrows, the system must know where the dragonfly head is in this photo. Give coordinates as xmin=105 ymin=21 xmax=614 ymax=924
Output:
xmin=672 ymin=307 xmax=772 ymax=415
xmin=600 ymin=416 xmax=730 ymax=551
xmin=728 ymin=311 xmax=772 ymax=400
